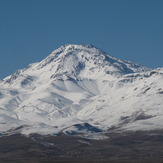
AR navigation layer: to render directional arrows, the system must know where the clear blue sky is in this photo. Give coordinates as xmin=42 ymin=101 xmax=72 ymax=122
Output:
xmin=0 ymin=0 xmax=163 ymax=79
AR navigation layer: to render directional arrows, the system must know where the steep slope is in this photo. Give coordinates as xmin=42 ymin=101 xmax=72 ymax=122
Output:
xmin=0 ymin=44 xmax=162 ymax=138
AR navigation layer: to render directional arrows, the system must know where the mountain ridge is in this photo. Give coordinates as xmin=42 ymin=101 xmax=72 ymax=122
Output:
xmin=3 ymin=44 xmax=150 ymax=84
xmin=0 ymin=44 xmax=162 ymax=139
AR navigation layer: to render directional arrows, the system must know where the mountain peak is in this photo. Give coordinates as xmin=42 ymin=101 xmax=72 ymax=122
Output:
xmin=4 ymin=44 xmax=150 ymax=85
xmin=49 ymin=44 xmax=102 ymax=58
xmin=36 ymin=44 xmax=149 ymax=79
xmin=55 ymin=44 xmax=99 ymax=50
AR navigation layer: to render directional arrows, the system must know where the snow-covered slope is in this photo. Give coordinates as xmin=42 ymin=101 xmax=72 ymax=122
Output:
xmin=0 ymin=44 xmax=162 ymax=138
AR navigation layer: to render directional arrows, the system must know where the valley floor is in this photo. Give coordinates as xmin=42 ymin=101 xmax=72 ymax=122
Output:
xmin=0 ymin=130 xmax=163 ymax=163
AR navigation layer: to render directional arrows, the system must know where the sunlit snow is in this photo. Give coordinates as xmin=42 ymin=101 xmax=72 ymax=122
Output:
xmin=0 ymin=44 xmax=162 ymax=139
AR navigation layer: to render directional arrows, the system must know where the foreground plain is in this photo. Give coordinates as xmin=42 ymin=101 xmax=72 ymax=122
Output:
xmin=0 ymin=130 xmax=163 ymax=163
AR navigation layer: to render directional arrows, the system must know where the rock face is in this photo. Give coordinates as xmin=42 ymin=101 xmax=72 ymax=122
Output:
xmin=0 ymin=44 xmax=162 ymax=138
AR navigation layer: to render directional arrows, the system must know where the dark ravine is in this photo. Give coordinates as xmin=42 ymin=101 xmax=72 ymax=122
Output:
xmin=1 ymin=130 xmax=163 ymax=163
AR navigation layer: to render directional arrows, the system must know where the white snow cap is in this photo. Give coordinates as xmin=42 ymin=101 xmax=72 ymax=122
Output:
xmin=0 ymin=44 xmax=162 ymax=139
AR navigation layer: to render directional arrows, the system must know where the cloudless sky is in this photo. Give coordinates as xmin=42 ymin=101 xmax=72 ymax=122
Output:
xmin=0 ymin=0 xmax=163 ymax=79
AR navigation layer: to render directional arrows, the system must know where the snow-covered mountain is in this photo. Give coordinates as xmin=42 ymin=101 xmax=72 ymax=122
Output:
xmin=0 ymin=44 xmax=163 ymax=139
